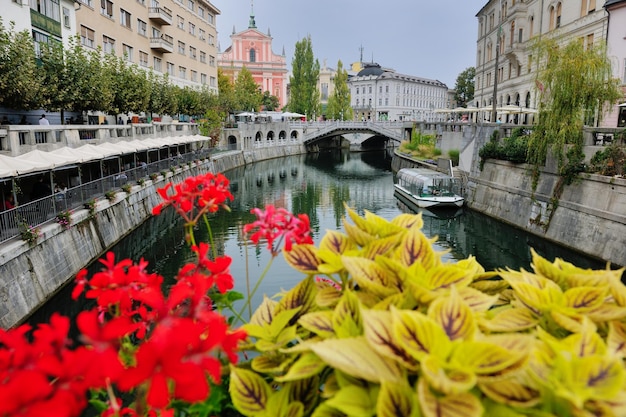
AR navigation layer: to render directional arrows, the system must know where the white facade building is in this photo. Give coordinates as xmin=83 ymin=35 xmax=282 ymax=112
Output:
xmin=474 ymin=0 xmax=609 ymax=125
xmin=604 ymin=0 xmax=626 ymax=127
xmin=348 ymin=63 xmax=448 ymax=122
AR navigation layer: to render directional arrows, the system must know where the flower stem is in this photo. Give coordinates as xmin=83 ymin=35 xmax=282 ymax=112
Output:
xmin=202 ymin=213 xmax=217 ymax=259
xmin=234 ymin=255 xmax=276 ymax=326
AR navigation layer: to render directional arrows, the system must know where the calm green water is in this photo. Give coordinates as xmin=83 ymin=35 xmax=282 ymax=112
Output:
xmin=29 ymin=150 xmax=607 ymax=325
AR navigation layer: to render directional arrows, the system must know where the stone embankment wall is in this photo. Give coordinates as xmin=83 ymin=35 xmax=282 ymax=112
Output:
xmin=0 ymin=145 xmax=305 ymax=329
xmin=468 ymin=159 xmax=626 ymax=268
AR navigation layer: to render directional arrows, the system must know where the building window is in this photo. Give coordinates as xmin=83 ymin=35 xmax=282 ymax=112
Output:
xmin=178 ymin=41 xmax=185 ymax=54
xmin=518 ymin=28 xmax=523 ymax=43
xmin=556 ymin=3 xmax=562 ymax=28
xmin=208 ymin=34 xmax=214 ymax=46
xmin=198 ymin=6 xmax=204 ymax=18
xmin=101 ymin=0 xmax=113 ymax=19
xmin=62 ymin=7 xmax=70 ymax=28
xmin=167 ymin=62 xmax=174 ymax=75
xmin=120 ymin=9 xmax=131 ymax=29
xmin=179 ymin=66 xmax=186 ymax=79
xmin=209 ymin=55 xmax=215 ymax=67
xmin=207 ymin=12 xmax=214 ymax=25
xmin=123 ymin=44 xmax=133 ymax=61
xmin=210 ymin=76 xmax=216 ymax=87
xmin=32 ymin=0 xmax=61 ymax=21
xmin=80 ymin=0 xmax=93 ymax=6
xmin=199 ymin=50 xmax=206 ymax=63
xmin=249 ymin=49 xmax=256 ymax=62
xmin=187 ymin=0 xmax=194 ymax=10
xmin=586 ymin=33 xmax=594 ymax=50
xmin=80 ymin=25 xmax=95 ymax=48
xmin=153 ymin=56 xmax=162 ymax=72
xmin=189 ymin=23 xmax=195 ymax=35
xmin=137 ymin=0 xmax=145 ymax=4
xmin=137 ymin=19 xmax=147 ymax=36
xmin=32 ymin=30 xmax=49 ymax=57
xmin=177 ymin=15 xmax=184 ymax=29
xmin=139 ymin=51 xmax=148 ymax=67
xmin=581 ymin=0 xmax=596 ymax=16
xmin=201 ymin=73 xmax=207 ymax=84
xmin=529 ymin=16 xmax=534 ymax=37
xmin=103 ymin=35 xmax=115 ymax=54
xmin=191 ymin=70 xmax=197 ymax=82
xmin=189 ymin=46 xmax=196 ymax=59
xmin=199 ymin=28 xmax=205 ymax=40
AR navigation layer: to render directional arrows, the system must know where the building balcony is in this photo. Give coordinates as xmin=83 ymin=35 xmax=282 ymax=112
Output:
xmin=148 ymin=7 xmax=172 ymax=25
xmin=507 ymin=1 xmax=528 ymax=17
xmin=505 ymin=41 xmax=524 ymax=57
xmin=150 ymin=34 xmax=173 ymax=53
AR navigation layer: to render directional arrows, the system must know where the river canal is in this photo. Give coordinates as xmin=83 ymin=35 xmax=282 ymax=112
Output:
xmin=28 ymin=150 xmax=607 ymax=325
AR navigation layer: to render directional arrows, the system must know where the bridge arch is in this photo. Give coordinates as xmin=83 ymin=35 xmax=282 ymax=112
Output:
xmin=267 ymin=131 xmax=275 ymax=141
xmin=290 ymin=130 xmax=299 ymax=139
xmin=228 ymin=135 xmax=237 ymax=149
xmin=279 ymin=130 xmax=286 ymax=140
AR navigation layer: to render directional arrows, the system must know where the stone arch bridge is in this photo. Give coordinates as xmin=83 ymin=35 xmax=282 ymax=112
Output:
xmin=221 ymin=120 xmax=411 ymax=152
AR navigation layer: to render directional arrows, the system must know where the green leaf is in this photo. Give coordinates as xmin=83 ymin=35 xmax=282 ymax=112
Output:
xmin=299 ymin=311 xmax=336 ymax=338
xmin=230 ymin=367 xmax=272 ymax=416
xmin=332 ymin=290 xmax=363 ymax=338
xmin=310 ymin=336 xmax=404 ymax=383
xmin=325 ymin=385 xmax=375 ymax=417
xmin=275 ymin=352 xmax=326 ymax=382
xmin=376 ymin=380 xmax=419 ymax=417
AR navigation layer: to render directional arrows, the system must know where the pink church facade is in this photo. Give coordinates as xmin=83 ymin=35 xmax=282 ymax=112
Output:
xmin=218 ymin=12 xmax=288 ymax=109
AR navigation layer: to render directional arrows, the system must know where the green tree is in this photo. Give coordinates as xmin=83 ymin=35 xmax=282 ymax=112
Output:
xmin=79 ymin=48 xmax=114 ymax=113
xmin=0 ymin=21 xmax=42 ymax=110
xmin=234 ymin=66 xmax=262 ymax=112
xmin=217 ymin=68 xmax=237 ymax=116
xmin=453 ymin=67 xmax=475 ymax=107
xmin=107 ymin=54 xmax=150 ymax=115
xmin=147 ymin=72 xmax=177 ymax=117
xmin=261 ymin=91 xmax=280 ymax=111
xmin=528 ymin=38 xmax=622 ymax=188
xmin=325 ymin=60 xmax=352 ymax=120
xmin=287 ymin=35 xmax=320 ymax=119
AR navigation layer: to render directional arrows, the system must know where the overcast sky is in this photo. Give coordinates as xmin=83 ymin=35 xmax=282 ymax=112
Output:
xmin=213 ymin=0 xmax=486 ymax=88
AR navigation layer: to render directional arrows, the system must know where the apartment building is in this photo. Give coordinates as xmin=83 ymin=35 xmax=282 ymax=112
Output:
xmin=474 ymin=0 xmax=609 ymax=125
xmin=6 ymin=0 xmax=80 ymax=50
xmin=75 ymin=0 xmax=220 ymax=92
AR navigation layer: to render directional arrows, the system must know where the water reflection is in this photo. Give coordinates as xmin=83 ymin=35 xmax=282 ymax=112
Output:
xmin=27 ymin=150 xmax=611 ymax=327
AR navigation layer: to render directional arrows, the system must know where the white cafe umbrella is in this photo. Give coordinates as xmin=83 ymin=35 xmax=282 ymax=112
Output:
xmin=281 ymin=112 xmax=306 ymax=118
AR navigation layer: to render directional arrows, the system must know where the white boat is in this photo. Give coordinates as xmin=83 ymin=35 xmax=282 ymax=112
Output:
xmin=393 ymin=168 xmax=464 ymax=209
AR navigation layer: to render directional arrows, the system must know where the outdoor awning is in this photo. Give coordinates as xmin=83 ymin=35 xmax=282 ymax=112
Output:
xmin=75 ymin=144 xmax=116 ymax=159
xmin=16 ymin=149 xmax=78 ymax=170
xmin=50 ymin=146 xmax=104 ymax=163
xmin=0 ymin=154 xmax=50 ymax=178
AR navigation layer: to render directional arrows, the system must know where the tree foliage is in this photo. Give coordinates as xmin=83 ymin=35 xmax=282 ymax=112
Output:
xmin=528 ymin=38 xmax=622 ymax=187
xmin=325 ymin=60 xmax=352 ymax=121
xmin=0 ymin=20 xmax=42 ymax=110
xmin=234 ymin=66 xmax=262 ymax=112
xmin=453 ymin=67 xmax=475 ymax=107
xmin=261 ymin=91 xmax=280 ymax=111
xmin=288 ymin=35 xmax=320 ymax=119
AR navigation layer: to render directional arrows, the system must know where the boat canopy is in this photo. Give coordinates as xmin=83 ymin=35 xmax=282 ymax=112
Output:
xmin=396 ymin=168 xmax=461 ymax=193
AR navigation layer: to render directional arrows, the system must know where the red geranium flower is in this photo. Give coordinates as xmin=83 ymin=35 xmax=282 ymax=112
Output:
xmin=243 ymin=205 xmax=313 ymax=254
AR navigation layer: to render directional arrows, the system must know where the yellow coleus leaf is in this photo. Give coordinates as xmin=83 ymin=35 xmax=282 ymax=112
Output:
xmin=451 ymin=336 xmax=530 ymax=376
xmin=363 ymin=208 xmax=407 ymax=237
xmin=361 ymin=234 xmax=402 ymax=261
xmin=276 ymin=276 xmax=317 ymax=323
xmin=478 ymin=374 xmax=541 ymax=408
xmin=319 ymin=229 xmax=355 ymax=255
xmin=479 ymin=306 xmax=539 ymax=333
xmin=427 ymin=287 xmax=476 ymax=341
xmin=299 ymin=311 xmax=335 ymax=339
xmin=563 ymin=286 xmax=608 ymax=312
xmin=275 ymin=352 xmax=326 ymax=382
xmin=283 ymin=244 xmax=322 ymax=274
xmin=332 ymin=290 xmax=363 ymax=338
xmin=558 ymin=356 xmax=625 ymax=408
xmin=469 ymin=279 xmax=510 ymax=295
xmin=508 ymin=282 xmax=551 ymax=315
xmin=315 ymin=286 xmax=342 ymax=308
xmin=586 ymin=303 xmax=626 ymax=323
xmin=418 ymin=378 xmax=484 ymax=417
xmin=256 ymin=325 xmax=298 ymax=352
xmin=309 ymin=402 xmax=347 ymax=417
xmin=392 ymin=307 xmax=452 ymax=362
xmin=607 ymin=321 xmax=626 ymax=358
xmin=376 ymin=380 xmax=419 ymax=417
xmin=230 ymin=367 xmax=272 ymax=416
xmin=265 ymin=388 xmax=297 ymax=417
xmin=421 ymin=355 xmax=477 ymax=395
xmin=344 ymin=204 xmax=380 ymax=236
xmin=456 ymin=286 xmax=499 ymax=312
xmin=424 ymin=264 xmax=474 ymax=291
xmin=343 ymin=219 xmax=376 ymax=247
xmin=286 ymin=377 xmax=321 ymax=416
xmin=324 ymin=385 xmax=374 ymax=417
xmin=309 ymin=336 xmax=404 ymax=383
xmin=249 ymin=295 xmax=278 ymax=326
xmin=559 ymin=318 xmax=605 ymax=357
xmin=342 ymin=256 xmax=396 ymax=299
xmin=397 ymin=226 xmax=441 ymax=270
xmin=362 ymin=309 xmax=419 ymax=371
xmin=390 ymin=211 xmax=424 ymax=230
xmin=251 ymin=354 xmax=292 ymax=375
xmin=550 ymin=308 xmax=585 ymax=333
xmin=530 ymin=248 xmax=570 ymax=287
